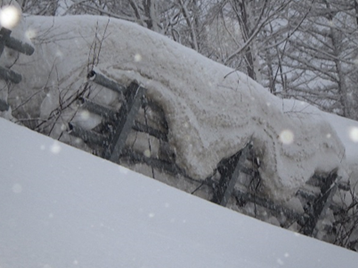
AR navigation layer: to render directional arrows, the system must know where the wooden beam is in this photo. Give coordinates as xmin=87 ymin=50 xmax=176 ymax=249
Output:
xmin=220 ymin=143 xmax=252 ymax=206
xmin=0 ymin=27 xmax=11 ymax=56
xmin=103 ymin=82 xmax=145 ymax=162
xmin=68 ymin=123 xmax=108 ymax=146
xmin=0 ymin=65 xmax=21 ymax=83
xmin=0 ymin=99 xmax=9 ymax=111
xmin=233 ymin=189 xmax=304 ymax=221
xmin=132 ymin=120 xmax=168 ymax=141
xmin=213 ymin=142 xmax=252 ymax=206
xmin=302 ymin=169 xmax=338 ymax=236
xmin=0 ymin=28 xmax=34 ymax=55
xmin=77 ymin=97 xmax=118 ymax=121
xmin=88 ymin=70 xmax=126 ymax=95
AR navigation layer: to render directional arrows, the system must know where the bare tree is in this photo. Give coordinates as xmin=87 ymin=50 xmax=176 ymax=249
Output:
xmin=219 ymin=0 xmax=293 ymax=82
xmin=275 ymin=0 xmax=358 ymax=118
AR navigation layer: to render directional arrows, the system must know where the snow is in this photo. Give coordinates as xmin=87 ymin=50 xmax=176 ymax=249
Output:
xmin=282 ymin=98 xmax=358 ymax=182
xmin=3 ymin=13 xmax=358 ymax=202
xmin=1 ymin=117 xmax=358 ymax=267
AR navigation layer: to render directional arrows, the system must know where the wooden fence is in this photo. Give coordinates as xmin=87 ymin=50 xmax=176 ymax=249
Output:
xmin=69 ymin=70 xmax=180 ymax=175
xmin=68 ymin=69 xmax=354 ymax=248
xmin=0 ymin=21 xmax=355 ymax=251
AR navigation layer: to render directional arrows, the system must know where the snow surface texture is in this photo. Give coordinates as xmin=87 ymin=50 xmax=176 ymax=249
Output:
xmin=4 ymin=15 xmax=358 ymax=201
xmin=1 ymin=117 xmax=358 ymax=268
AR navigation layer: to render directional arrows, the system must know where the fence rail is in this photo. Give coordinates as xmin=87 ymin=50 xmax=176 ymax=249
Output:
xmin=0 ymin=26 xmax=35 ymax=111
xmin=0 ymin=27 xmax=34 ymax=83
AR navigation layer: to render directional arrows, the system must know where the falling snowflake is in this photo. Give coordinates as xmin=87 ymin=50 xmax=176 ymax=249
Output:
xmin=50 ymin=141 xmax=61 ymax=154
xmin=134 ymin=53 xmax=142 ymax=62
xmin=79 ymin=110 xmax=91 ymax=120
xmin=25 ymin=28 xmax=37 ymax=39
xmin=349 ymin=127 xmax=358 ymax=143
xmin=279 ymin=129 xmax=294 ymax=144
xmin=0 ymin=5 xmax=21 ymax=29
xmin=277 ymin=258 xmax=284 ymax=265
xmin=144 ymin=149 xmax=151 ymax=158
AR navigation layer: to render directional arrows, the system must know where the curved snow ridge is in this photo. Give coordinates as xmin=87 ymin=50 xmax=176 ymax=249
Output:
xmin=12 ymin=15 xmax=354 ymax=200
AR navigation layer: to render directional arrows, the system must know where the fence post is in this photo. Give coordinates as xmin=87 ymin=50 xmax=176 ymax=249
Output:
xmin=102 ymin=82 xmax=145 ymax=162
xmin=302 ymin=169 xmax=338 ymax=236
xmin=213 ymin=142 xmax=252 ymax=206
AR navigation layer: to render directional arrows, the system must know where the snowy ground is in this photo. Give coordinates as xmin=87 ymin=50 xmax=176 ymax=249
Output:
xmin=1 ymin=117 xmax=358 ymax=268
xmin=2 ymin=14 xmax=358 ymax=203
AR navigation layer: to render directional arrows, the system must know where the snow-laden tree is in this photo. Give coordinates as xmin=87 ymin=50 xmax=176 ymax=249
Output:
xmin=18 ymin=0 xmax=292 ymax=84
xmin=16 ymin=0 xmax=358 ymax=118
xmin=172 ymin=0 xmax=294 ymax=83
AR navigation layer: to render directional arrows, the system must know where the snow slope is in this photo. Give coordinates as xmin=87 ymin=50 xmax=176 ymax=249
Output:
xmin=3 ymin=14 xmax=358 ymax=201
xmin=1 ymin=117 xmax=357 ymax=268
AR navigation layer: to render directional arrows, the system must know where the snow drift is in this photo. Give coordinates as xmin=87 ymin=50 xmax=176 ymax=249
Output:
xmin=1 ymin=117 xmax=358 ymax=267
xmin=4 ymin=14 xmax=358 ymax=201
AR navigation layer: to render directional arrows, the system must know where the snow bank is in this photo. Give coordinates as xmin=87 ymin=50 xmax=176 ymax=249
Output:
xmin=6 ymin=15 xmax=357 ymax=201
xmin=1 ymin=117 xmax=357 ymax=267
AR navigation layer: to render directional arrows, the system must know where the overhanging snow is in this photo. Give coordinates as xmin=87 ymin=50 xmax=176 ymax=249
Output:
xmin=6 ymin=15 xmax=358 ymax=201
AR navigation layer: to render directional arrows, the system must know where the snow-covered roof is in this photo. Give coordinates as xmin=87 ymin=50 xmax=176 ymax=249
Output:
xmin=5 ymin=15 xmax=358 ymax=201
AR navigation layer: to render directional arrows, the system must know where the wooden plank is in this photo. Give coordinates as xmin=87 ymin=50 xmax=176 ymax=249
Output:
xmin=212 ymin=142 xmax=252 ymax=206
xmin=0 ymin=99 xmax=9 ymax=111
xmin=0 ymin=27 xmax=11 ymax=56
xmin=0 ymin=28 xmax=34 ymax=84
xmin=0 ymin=65 xmax=21 ymax=83
xmin=220 ymin=143 xmax=252 ymax=206
xmin=302 ymin=169 xmax=338 ymax=236
xmin=132 ymin=120 xmax=168 ymax=141
xmin=68 ymin=123 xmax=108 ymax=146
xmin=0 ymin=27 xmax=34 ymax=55
xmin=103 ymin=82 xmax=145 ymax=162
xmin=77 ymin=97 xmax=118 ymax=121
xmin=88 ymin=70 xmax=126 ymax=95
xmin=121 ymin=149 xmax=182 ymax=176
xmin=233 ymin=189 xmax=304 ymax=221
